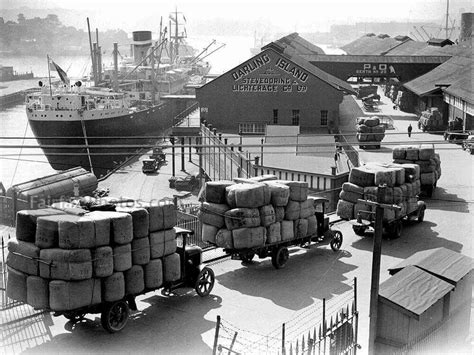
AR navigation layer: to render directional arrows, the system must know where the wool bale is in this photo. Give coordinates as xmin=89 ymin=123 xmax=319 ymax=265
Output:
xmin=393 ymin=159 xmax=413 ymax=165
xmin=124 ymin=265 xmax=144 ymax=295
xmin=363 ymin=187 xmax=378 ymax=202
xmin=215 ymin=228 xmax=233 ymax=249
xmin=132 ymin=237 xmax=150 ymax=265
xmin=275 ymin=207 xmax=285 ymax=222
xmin=382 ymin=187 xmax=394 ymax=204
xmin=149 ymin=229 xmax=176 ymax=244
xmin=356 ymin=124 xmax=370 ymax=133
xmin=102 ymin=272 xmax=125 ymax=302
xmin=400 ymin=163 xmax=420 ymax=181
xmin=294 ymin=219 xmax=308 ymax=239
xmin=232 ymin=226 xmax=266 ymax=249
xmin=205 ymin=180 xmax=235 ymax=204
xmin=224 ymin=208 xmax=260 ymax=230
xmin=395 ymin=202 xmax=407 ymax=219
xmin=162 ymin=204 xmax=177 ymax=230
xmin=7 ymin=266 xmax=27 ymax=303
xmin=49 ymin=279 xmax=101 ymax=311
xmin=264 ymin=183 xmax=290 ymax=206
xmin=249 ymin=174 xmax=278 ymax=182
xmin=280 ymin=221 xmax=294 ymax=241
xmin=273 ymin=181 xmax=308 ymax=202
xmin=92 ymin=246 xmax=114 ymax=278
xmin=354 ymin=202 xmax=373 ymax=221
xmin=35 ymin=215 xmax=71 ymax=249
xmin=400 ymin=184 xmax=408 ymax=199
xmin=349 ymin=166 xmax=375 ymax=187
xmin=144 ymin=203 xmax=176 ymax=232
xmin=405 ymin=147 xmax=419 ymax=161
xmin=83 ymin=211 xmax=110 ymax=247
xmin=364 ymin=117 xmax=380 ymax=127
xmin=7 ymin=239 xmax=39 ymax=275
xmin=418 ymin=145 xmax=435 ymax=160
xmin=406 ymin=202 xmax=419 ymax=215
xmin=383 ymin=208 xmax=396 ymax=221
xmin=342 ymin=182 xmax=364 ymax=195
xmin=226 ymin=183 xmax=269 ymax=208
xmin=109 ymin=212 xmax=133 ymax=244
xmin=27 ymin=276 xmax=49 ymax=309
xmin=357 ymin=117 xmax=366 ymax=125
xmin=300 ymin=199 xmax=315 ymax=218
xmin=420 ymin=172 xmax=436 ymax=186
xmin=413 ymin=180 xmax=421 ymax=195
xmin=284 ymin=200 xmax=301 ymax=220
xmin=259 ymin=205 xmax=276 ymax=227
xmin=374 ymin=168 xmax=396 ymax=187
xmin=115 ymin=205 xmax=149 ymax=239
xmin=307 ymin=215 xmax=317 ymax=236
xmin=58 ymin=215 xmax=95 ymax=249
xmin=404 ymin=183 xmax=414 ymax=197
xmin=202 ymin=223 xmax=219 ymax=244
xmin=199 ymin=202 xmax=229 ymax=228
xmin=266 ymin=222 xmax=281 ymax=244
xmin=357 ymin=133 xmax=368 ymax=142
xmin=339 ymin=190 xmax=362 ymax=204
xmin=163 ymin=253 xmax=181 ymax=282
xmin=336 ymin=200 xmax=354 ymax=220
xmin=149 ymin=237 xmax=176 ymax=259
xmin=144 ymin=259 xmax=163 ymax=289
xmin=392 ymin=146 xmax=406 ymax=160
xmin=39 ymin=249 xmax=92 ymax=280
xmin=393 ymin=187 xmax=403 ymax=204
xmin=113 ymin=244 xmax=132 ymax=272
xmin=16 ymin=209 xmax=66 ymax=243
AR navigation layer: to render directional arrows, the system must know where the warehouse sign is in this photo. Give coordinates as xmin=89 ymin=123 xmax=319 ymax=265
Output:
xmin=231 ymin=52 xmax=309 ymax=93
xmin=355 ymin=63 xmax=396 ymax=75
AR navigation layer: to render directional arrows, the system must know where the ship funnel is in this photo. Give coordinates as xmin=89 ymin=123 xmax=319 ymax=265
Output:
xmin=132 ymin=31 xmax=153 ymax=65
xmin=459 ymin=13 xmax=473 ymax=43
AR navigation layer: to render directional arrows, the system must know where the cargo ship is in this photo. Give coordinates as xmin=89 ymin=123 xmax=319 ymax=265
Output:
xmin=25 ymin=11 xmax=215 ymax=178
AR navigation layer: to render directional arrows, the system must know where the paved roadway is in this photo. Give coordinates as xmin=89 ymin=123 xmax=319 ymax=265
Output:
xmin=3 ymin=95 xmax=473 ymax=355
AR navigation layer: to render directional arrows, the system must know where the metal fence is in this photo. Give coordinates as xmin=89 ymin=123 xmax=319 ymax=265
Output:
xmin=212 ymin=278 xmax=359 ymax=355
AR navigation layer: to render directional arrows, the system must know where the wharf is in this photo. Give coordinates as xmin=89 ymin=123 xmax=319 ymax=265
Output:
xmin=0 ymin=78 xmax=42 ymax=107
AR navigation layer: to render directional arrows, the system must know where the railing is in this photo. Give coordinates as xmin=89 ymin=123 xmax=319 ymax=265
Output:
xmin=173 ymin=101 xmax=199 ymax=127
xmin=337 ymin=131 xmax=360 ymax=169
xmin=200 ymin=124 xmax=252 ymax=181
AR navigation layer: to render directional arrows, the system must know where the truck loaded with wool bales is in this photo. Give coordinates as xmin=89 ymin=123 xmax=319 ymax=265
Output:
xmin=418 ymin=107 xmax=444 ymax=132
xmin=199 ymin=175 xmax=343 ymax=269
xmin=356 ymin=117 xmax=386 ymax=149
xmin=6 ymin=201 xmax=215 ymax=333
xmin=392 ymin=144 xmax=441 ymax=197
xmin=336 ymin=162 xmax=426 ymax=239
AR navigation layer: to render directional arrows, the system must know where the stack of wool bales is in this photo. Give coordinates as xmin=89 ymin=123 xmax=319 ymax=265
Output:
xmin=356 ymin=117 xmax=386 ymax=146
xmin=392 ymin=145 xmax=441 ymax=190
xmin=336 ymin=162 xmax=422 ymax=221
xmin=200 ymin=177 xmax=318 ymax=250
xmin=6 ymin=202 xmax=179 ymax=312
xmin=418 ymin=108 xmax=443 ymax=132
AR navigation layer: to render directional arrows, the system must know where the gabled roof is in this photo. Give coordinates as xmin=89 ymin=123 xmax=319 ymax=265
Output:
xmin=389 ymin=247 xmax=473 ymax=285
xmin=384 ymin=40 xmax=429 ymax=55
xmin=380 ymin=265 xmax=454 ymax=319
xmin=403 ymin=56 xmax=472 ymax=96
xmin=262 ymin=32 xmax=325 ymax=55
xmin=427 ymin=38 xmax=455 ymax=47
xmin=444 ymin=73 xmax=474 ymax=105
xmin=341 ymin=35 xmax=408 ymax=55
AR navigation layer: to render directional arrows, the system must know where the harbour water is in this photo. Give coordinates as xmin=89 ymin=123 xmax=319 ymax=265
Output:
xmin=0 ymin=35 xmax=340 ymax=188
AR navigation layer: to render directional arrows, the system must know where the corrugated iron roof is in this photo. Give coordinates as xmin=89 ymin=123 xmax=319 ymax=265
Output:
xmin=341 ymin=36 xmax=404 ymax=55
xmin=380 ymin=265 xmax=454 ymax=318
xmin=263 ymin=33 xmax=325 ymax=55
xmin=403 ymin=56 xmax=472 ymax=96
xmin=384 ymin=41 xmax=429 ymax=55
xmin=389 ymin=247 xmax=473 ymax=285
xmin=444 ymin=74 xmax=474 ymax=104
xmin=302 ymin=54 xmax=450 ymax=64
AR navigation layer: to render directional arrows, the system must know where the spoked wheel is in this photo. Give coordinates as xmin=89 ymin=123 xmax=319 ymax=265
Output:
xmin=271 ymin=246 xmax=289 ymax=269
xmin=240 ymin=251 xmax=255 ymax=263
xmin=330 ymin=230 xmax=343 ymax=251
xmin=64 ymin=311 xmax=86 ymax=322
xmin=101 ymin=300 xmax=130 ymax=333
xmin=195 ymin=267 xmax=215 ymax=297
xmin=417 ymin=206 xmax=426 ymax=223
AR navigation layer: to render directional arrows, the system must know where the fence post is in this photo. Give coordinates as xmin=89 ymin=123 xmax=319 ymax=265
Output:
xmin=188 ymin=136 xmax=192 ymax=162
xmin=354 ymin=277 xmax=359 ymax=355
xmin=181 ymin=137 xmax=185 ymax=172
xmin=282 ymin=322 xmax=286 ymax=355
xmin=212 ymin=315 xmax=221 ymax=355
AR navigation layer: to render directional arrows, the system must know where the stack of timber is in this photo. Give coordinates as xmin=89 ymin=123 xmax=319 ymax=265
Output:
xmin=392 ymin=144 xmax=441 ymax=197
xmin=356 ymin=117 xmax=385 ymax=149
xmin=6 ymin=202 xmax=179 ymax=311
xmin=336 ymin=163 xmax=422 ymax=221
xmin=200 ymin=176 xmax=318 ymax=249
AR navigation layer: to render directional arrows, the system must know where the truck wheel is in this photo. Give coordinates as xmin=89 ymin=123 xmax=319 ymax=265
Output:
xmin=101 ymin=300 xmax=129 ymax=333
xmin=271 ymin=246 xmax=289 ymax=269
xmin=195 ymin=267 xmax=215 ymax=297
xmin=330 ymin=230 xmax=343 ymax=251
xmin=417 ymin=206 xmax=426 ymax=223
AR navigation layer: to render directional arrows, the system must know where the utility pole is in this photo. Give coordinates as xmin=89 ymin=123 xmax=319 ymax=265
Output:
xmin=361 ymin=185 xmax=400 ymax=355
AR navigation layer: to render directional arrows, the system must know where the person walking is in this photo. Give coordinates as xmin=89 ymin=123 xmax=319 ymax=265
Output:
xmin=408 ymin=123 xmax=413 ymax=138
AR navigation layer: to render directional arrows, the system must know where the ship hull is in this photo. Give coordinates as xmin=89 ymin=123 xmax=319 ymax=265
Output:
xmin=28 ymin=102 xmax=179 ymax=178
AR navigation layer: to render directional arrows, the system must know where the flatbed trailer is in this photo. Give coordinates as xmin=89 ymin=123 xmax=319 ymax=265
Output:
xmin=43 ymin=228 xmax=215 ymax=333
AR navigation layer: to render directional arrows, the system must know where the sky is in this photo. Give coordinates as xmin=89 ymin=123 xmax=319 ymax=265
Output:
xmin=3 ymin=0 xmax=472 ymax=33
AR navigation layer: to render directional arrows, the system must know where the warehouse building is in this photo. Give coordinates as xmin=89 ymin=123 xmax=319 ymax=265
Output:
xmin=196 ymin=37 xmax=355 ymax=134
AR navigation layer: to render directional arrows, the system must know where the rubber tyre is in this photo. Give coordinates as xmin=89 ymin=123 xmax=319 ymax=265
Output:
xmin=417 ymin=206 xmax=426 ymax=223
xmin=352 ymin=225 xmax=366 ymax=237
xmin=195 ymin=267 xmax=215 ymax=297
xmin=271 ymin=246 xmax=289 ymax=269
xmin=330 ymin=230 xmax=343 ymax=251
xmin=240 ymin=251 xmax=255 ymax=263
xmin=101 ymin=300 xmax=129 ymax=333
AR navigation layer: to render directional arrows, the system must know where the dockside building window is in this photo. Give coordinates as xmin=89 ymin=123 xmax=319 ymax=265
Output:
xmin=273 ymin=109 xmax=278 ymax=124
xmin=292 ymin=110 xmax=300 ymax=126
xmin=320 ymin=110 xmax=328 ymax=126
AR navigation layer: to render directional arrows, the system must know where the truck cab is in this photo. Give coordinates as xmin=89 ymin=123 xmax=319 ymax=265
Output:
xmin=142 ymin=158 xmax=158 ymax=173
